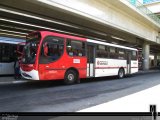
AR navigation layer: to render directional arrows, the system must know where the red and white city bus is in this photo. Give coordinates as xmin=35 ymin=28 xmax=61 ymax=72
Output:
xmin=20 ymin=31 xmax=138 ymax=84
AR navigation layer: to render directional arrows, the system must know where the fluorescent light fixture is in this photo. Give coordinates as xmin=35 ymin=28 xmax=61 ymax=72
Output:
xmin=0 ymin=32 xmax=25 ymax=38
xmin=0 ymin=8 xmax=79 ymax=29
xmin=0 ymin=24 xmax=33 ymax=32
xmin=131 ymin=44 xmax=138 ymax=47
xmin=0 ymin=5 xmax=107 ymax=38
xmin=111 ymin=36 xmax=126 ymax=41
xmin=0 ymin=17 xmax=101 ymax=39
xmin=111 ymin=42 xmax=118 ymax=44
xmin=94 ymin=38 xmax=106 ymax=42
xmin=0 ymin=29 xmax=27 ymax=35
xmin=0 ymin=17 xmax=77 ymax=35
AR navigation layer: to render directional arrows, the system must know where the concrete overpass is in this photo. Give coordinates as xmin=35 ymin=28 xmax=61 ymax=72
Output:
xmin=144 ymin=1 xmax=160 ymax=18
xmin=0 ymin=0 xmax=160 ymax=70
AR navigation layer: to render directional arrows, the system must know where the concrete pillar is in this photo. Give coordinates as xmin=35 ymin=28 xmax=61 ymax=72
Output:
xmin=154 ymin=54 xmax=157 ymax=67
xmin=158 ymin=55 xmax=160 ymax=66
xmin=142 ymin=42 xmax=150 ymax=70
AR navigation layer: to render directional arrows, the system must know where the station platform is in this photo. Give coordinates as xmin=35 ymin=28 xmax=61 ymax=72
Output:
xmin=78 ymin=83 xmax=160 ymax=112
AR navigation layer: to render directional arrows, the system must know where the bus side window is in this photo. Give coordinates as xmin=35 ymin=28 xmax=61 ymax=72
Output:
xmin=66 ymin=39 xmax=86 ymax=57
xmin=67 ymin=40 xmax=73 ymax=56
xmin=131 ymin=51 xmax=137 ymax=60
xmin=40 ymin=36 xmax=64 ymax=64
xmin=118 ymin=48 xmax=125 ymax=60
xmin=96 ymin=45 xmax=108 ymax=58
xmin=109 ymin=47 xmax=115 ymax=59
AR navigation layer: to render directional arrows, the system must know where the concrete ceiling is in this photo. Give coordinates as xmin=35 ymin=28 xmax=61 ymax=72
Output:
xmin=0 ymin=1 xmax=141 ymax=42
xmin=0 ymin=0 xmax=159 ymax=54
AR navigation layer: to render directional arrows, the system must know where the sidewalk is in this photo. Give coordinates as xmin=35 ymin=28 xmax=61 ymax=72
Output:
xmin=0 ymin=76 xmax=27 ymax=84
xmin=0 ymin=69 xmax=159 ymax=84
xmin=78 ymin=84 xmax=160 ymax=112
xmin=135 ymin=69 xmax=160 ymax=75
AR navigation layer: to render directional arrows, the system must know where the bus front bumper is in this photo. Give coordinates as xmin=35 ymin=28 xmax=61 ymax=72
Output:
xmin=20 ymin=68 xmax=39 ymax=80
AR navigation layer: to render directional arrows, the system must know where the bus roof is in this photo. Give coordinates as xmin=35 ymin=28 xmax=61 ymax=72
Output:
xmin=31 ymin=31 xmax=137 ymax=51
xmin=40 ymin=31 xmax=86 ymax=41
xmin=87 ymin=39 xmax=137 ymax=51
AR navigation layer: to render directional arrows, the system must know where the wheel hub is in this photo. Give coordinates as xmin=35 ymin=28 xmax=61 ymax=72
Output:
xmin=119 ymin=70 xmax=123 ymax=78
xmin=68 ymin=74 xmax=74 ymax=81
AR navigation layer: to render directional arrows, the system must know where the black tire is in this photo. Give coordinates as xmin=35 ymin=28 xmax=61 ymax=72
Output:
xmin=64 ymin=70 xmax=78 ymax=85
xmin=118 ymin=68 xmax=125 ymax=79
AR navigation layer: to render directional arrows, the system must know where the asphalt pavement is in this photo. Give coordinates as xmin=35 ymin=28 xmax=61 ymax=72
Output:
xmin=0 ymin=69 xmax=159 ymax=112
xmin=79 ymin=83 xmax=160 ymax=112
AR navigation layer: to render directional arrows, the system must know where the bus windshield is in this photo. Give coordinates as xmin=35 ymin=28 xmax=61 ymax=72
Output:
xmin=22 ymin=32 xmax=41 ymax=64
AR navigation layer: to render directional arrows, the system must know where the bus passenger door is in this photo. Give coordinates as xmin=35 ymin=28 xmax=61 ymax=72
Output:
xmin=127 ymin=51 xmax=131 ymax=74
xmin=87 ymin=45 xmax=95 ymax=77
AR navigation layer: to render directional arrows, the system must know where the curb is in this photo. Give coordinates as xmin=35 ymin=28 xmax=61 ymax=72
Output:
xmin=0 ymin=70 xmax=159 ymax=85
xmin=0 ymin=80 xmax=27 ymax=85
xmin=135 ymin=70 xmax=160 ymax=75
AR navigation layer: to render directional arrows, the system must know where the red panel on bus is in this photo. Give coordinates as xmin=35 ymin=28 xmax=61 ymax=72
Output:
xmin=38 ymin=57 xmax=87 ymax=80
xmin=38 ymin=31 xmax=87 ymax=80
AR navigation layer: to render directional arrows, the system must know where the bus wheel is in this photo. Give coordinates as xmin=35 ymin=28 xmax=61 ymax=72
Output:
xmin=64 ymin=70 xmax=77 ymax=85
xmin=118 ymin=68 xmax=124 ymax=79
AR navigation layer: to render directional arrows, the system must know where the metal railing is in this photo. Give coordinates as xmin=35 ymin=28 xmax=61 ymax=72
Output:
xmin=127 ymin=0 xmax=160 ymax=25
